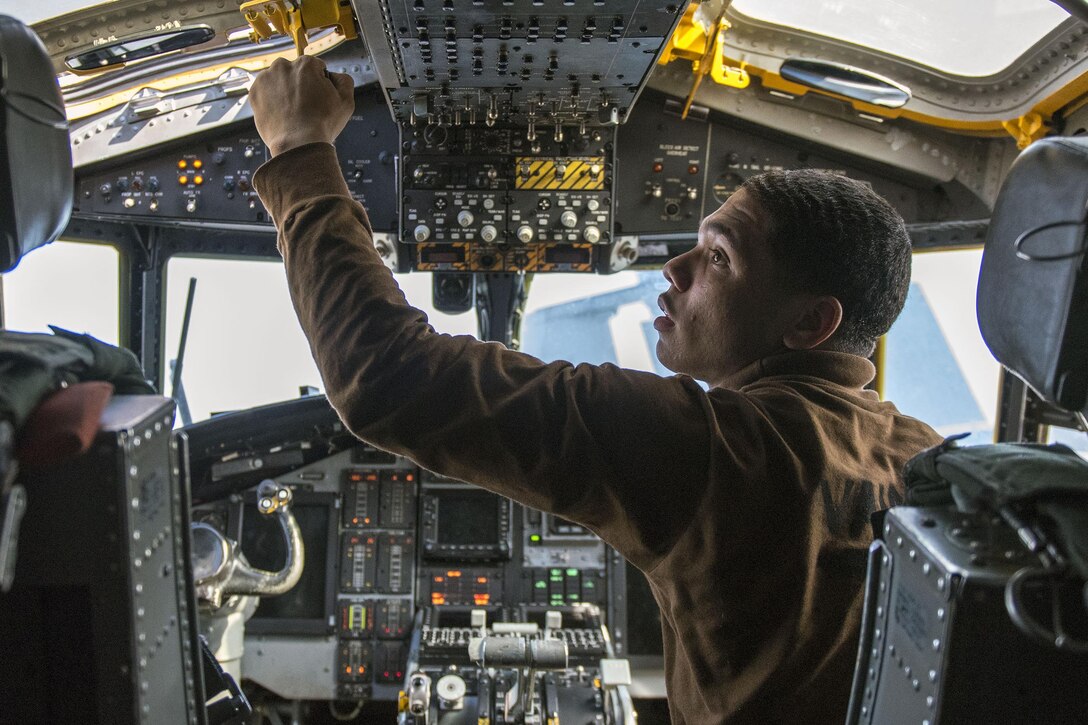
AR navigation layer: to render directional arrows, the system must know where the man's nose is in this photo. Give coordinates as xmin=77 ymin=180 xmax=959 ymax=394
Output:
xmin=663 ymin=249 xmax=691 ymax=291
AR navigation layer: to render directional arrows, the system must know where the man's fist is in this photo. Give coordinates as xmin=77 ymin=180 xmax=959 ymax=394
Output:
xmin=250 ymin=56 xmax=355 ymax=157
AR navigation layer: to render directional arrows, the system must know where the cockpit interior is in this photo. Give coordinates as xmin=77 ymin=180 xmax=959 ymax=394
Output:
xmin=3 ymin=1 xmax=1088 ymax=723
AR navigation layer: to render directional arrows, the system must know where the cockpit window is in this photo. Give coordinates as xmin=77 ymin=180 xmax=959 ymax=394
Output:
xmin=883 ymin=249 xmax=999 ymax=444
xmin=521 ymin=271 xmax=671 ymax=375
xmin=2 ymin=240 xmax=120 ymax=345
xmin=731 ymin=0 xmax=1070 ymax=77
xmin=163 ymin=256 xmax=475 ymax=422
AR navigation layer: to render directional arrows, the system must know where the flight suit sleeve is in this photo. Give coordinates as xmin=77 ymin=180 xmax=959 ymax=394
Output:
xmin=254 ymin=142 xmax=714 ymax=571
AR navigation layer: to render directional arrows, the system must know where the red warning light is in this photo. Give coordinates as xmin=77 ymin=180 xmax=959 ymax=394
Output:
xmin=652 ymin=162 xmax=663 ymax=173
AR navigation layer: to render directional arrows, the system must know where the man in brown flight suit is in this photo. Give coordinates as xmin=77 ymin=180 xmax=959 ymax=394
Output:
xmin=248 ymin=57 xmax=942 ymax=724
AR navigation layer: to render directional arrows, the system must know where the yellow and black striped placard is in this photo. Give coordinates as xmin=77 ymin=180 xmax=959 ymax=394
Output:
xmin=515 ymin=157 xmax=606 ymax=190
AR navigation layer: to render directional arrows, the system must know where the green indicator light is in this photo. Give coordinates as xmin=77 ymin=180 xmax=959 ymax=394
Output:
xmin=535 ymin=581 xmax=547 ymax=589
xmin=530 ymin=535 xmax=541 ymax=542
xmin=550 ymin=568 xmax=563 ymax=576
xmin=582 ymin=580 xmax=595 ymax=588
xmin=566 ymin=568 xmax=579 ymax=576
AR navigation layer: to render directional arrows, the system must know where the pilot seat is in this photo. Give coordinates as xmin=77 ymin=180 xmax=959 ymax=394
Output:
xmin=847 ymin=136 xmax=1088 ymax=723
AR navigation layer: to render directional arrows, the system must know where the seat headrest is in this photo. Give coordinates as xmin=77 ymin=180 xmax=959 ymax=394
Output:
xmin=0 ymin=15 xmax=72 ymax=273
xmin=977 ymin=136 xmax=1088 ymax=412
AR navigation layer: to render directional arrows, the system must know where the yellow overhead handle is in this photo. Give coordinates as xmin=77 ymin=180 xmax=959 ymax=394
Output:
xmin=1002 ymin=112 xmax=1051 ymax=149
xmin=240 ymin=0 xmax=357 ymax=57
xmin=658 ymin=4 xmax=750 ymax=118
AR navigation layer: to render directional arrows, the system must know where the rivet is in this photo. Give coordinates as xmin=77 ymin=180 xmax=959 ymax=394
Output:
xmin=896 ymin=536 xmax=904 ymax=547
xmin=929 ymin=669 xmax=937 ymax=683
xmin=912 ymin=679 xmax=920 ymax=691
xmin=922 ymin=563 xmax=931 ymax=575
xmin=937 ymin=608 xmax=945 ymax=621
xmin=937 ymin=577 xmax=945 ymax=591
xmin=909 ymin=549 xmax=917 ymax=561
xmin=932 ymin=638 xmax=941 ymax=651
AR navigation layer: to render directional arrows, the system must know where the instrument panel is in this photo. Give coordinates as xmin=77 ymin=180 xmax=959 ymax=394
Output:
xmin=72 ymin=86 xmax=989 ymax=273
xmin=190 ymin=440 xmax=628 ymax=705
xmin=352 ymin=0 xmax=690 ymax=128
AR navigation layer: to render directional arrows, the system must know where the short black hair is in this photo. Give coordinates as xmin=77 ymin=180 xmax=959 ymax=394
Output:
xmin=741 ymin=169 xmax=912 ymax=357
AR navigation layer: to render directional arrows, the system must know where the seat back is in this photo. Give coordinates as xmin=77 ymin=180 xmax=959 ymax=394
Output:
xmin=976 ymin=136 xmax=1088 ymax=411
xmin=0 ymin=15 xmax=72 ymax=273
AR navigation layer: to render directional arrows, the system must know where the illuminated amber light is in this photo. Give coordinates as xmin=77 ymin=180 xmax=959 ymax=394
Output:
xmin=193 ymin=175 xmax=204 ymax=185
xmin=178 ymin=175 xmax=189 ymax=185
xmin=447 ymin=570 xmax=462 ymax=577
xmin=193 ymin=159 xmax=203 ymax=169
xmin=177 ymin=159 xmax=188 ymax=169
xmin=477 ymin=577 xmax=488 ymax=584
xmin=473 ymin=594 xmax=491 ymax=605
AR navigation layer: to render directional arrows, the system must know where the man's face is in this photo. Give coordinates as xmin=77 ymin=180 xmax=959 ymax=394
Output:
xmin=654 ymin=188 xmax=803 ymax=387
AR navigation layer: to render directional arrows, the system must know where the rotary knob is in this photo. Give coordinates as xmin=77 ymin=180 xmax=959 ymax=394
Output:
xmin=587 ymin=198 xmax=600 ymax=211
xmin=457 ymin=209 xmax=475 ymax=227
xmin=480 ymin=224 xmax=498 ymax=243
xmin=436 ymin=674 xmax=466 ymax=707
xmin=583 ymin=225 xmax=601 ymax=243
xmin=560 ymin=210 xmax=578 ymax=228
xmin=414 ymin=224 xmax=432 ymax=242
xmin=516 ymin=225 xmax=534 ymax=243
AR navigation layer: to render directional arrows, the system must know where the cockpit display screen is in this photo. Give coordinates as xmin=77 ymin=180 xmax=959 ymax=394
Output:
xmin=422 ymin=487 xmax=512 ymax=559
xmin=437 ymin=490 xmax=501 ymax=546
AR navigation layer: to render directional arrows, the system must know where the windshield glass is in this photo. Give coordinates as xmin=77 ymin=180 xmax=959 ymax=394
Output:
xmin=2 ymin=240 xmax=120 ymax=345
xmin=522 ymin=271 xmax=669 ymax=375
xmin=731 ymin=0 xmax=1070 ymax=77
xmin=164 ymin=257 xmax=476 ymax=422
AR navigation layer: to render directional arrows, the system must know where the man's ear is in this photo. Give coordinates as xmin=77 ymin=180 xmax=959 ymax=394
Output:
xmin=783 ymin=295 xmax=843 ymax=350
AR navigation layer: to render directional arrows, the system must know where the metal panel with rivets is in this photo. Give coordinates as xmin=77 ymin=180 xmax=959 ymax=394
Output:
xmin=0 ymin=396 xmax=203 ymax=725
xmin=848 ymin=505 xmax=1088 ymax=724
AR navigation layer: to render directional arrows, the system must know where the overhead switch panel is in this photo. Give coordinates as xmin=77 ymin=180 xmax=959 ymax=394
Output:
xmin=352 ymin=0 xmax=691 ymax=128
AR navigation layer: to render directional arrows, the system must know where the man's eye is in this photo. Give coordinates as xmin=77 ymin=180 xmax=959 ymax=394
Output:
xmin=710 ymin=249 xmax=725 ymax=265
